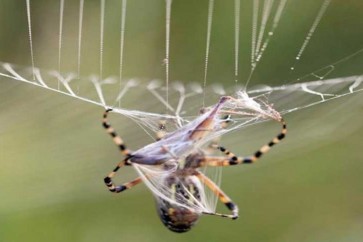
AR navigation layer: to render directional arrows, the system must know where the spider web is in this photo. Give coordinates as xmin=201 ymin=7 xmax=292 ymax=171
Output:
xmin=0 ymin=62 xmax=361 ymax=136
xmin=1 ymin=0 xmax=360 ymax=135
xmin=1 ymin=60 xmax=362 ymax=214
xmin=0 ymin=0 xmax=363 ymax=216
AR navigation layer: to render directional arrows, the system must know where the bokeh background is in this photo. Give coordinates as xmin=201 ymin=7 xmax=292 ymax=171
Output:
xmin=1 ymin=0 xmax=363 ymax=241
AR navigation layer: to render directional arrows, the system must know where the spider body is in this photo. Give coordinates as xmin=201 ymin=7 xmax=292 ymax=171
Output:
xmin=154 ymin=150 xmax=225 ymax=233
xmin=155 ymin=167 xmax=202 ymax=233
xmin=102 ymin=95 xmax=287 ymax=233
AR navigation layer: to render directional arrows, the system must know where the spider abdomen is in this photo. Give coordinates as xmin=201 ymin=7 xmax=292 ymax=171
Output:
xmin=155 ymin=175 xmax=202 ymax=233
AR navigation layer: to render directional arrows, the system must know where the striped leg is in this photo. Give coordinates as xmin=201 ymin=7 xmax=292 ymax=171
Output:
xmin=195 ymin=171 xmax=238 ymax=219
xmin=102 ymin=109 xmax=131 ymax=156
xmin=103 ymin=159 xmax=142 ymax=193
xmin=102 ymin=109 xmax=140 ymax=193
xmin=200 ymin=119 xmax=287 ymax=167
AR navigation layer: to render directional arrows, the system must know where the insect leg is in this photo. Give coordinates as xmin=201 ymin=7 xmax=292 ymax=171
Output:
xmin=194 ymin=171 xmax=238 ymax=219
xmin=102 ymin=109 xmax=131 ymax=156
xmin=200 ymin=119 xmax=287 ymax=166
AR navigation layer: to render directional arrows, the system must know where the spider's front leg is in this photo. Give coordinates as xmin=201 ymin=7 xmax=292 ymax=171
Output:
xmin=200 ymin=119 xmax=287 ymax=167
xmin=103 ymin=158 xmax=142 ymax=193
xmin=102 ymin=109 xmax=131 ymax=156
xmin=102 ymin=109 xmax=142 ymax=193
xmin=104 ymin=175 xmax=142 ymax=193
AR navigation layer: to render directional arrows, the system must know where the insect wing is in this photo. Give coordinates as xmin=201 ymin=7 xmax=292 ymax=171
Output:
xmin=132 ymin=98 xmax=229 ymax=165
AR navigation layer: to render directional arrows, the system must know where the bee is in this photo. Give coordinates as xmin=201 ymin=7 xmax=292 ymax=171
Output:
xmin=102 ymin=95 xmax=286 ymax=233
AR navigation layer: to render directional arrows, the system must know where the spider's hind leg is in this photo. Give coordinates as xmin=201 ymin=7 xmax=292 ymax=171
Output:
xmin=195 ymin=171 xmax=239 ymax=219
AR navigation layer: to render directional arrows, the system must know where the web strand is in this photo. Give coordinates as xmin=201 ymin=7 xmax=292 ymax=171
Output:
xmin=58 ymin=0 xmax=64 ymax=89
xmin=165 ymin=0 xmax=172 ymax=113
xmin=77 ymin=0 xmax=84 ymax=79
xmin=234 ymin=0 xmax=240 ymax=84
xmin=202 ymin=0 xmax=215 ymax=107
xmin=245 ymin=0 xmax=260 ymax=90
xmin=25 ymin=0 xmax=35 ymax=81
xmin=119 ymin=0 xmax=127 ymax=85
xmin=255 ymin=0 xmax=274 ymax=60
xmin=100 ymin=0 xmax=105 ymax=81
xmin=290 ymin=0 xmax=332 ymax=71
xmin=251 ymin=0 xmax=259 ymax=71
xmin=246 ymin=0 xmax=288 ymax=89
xmin=118 ymin=0 xmax=127 ymax=107
xmin=256 ymin=0 xmax=287 ymax=63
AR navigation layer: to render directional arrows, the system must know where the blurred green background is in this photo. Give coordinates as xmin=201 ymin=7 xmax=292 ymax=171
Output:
xmin=0 ymin=0 xmax=363 ymax=242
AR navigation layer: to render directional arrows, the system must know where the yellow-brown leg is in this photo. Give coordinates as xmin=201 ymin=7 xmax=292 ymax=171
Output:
xmin=103 ymin=109 xmax=139 ymax=192
xmin=195 ymin=171 xmax=238 ymax=219
xmin=200 ymin=119 xmax=287 ymax=167
xmin=105 ymin=175 xmax=142 ymax=193
xmin=102 ymin=109 xmax=131 ymax=156
xmin=103 ymin=159 xmax=143 ymax=193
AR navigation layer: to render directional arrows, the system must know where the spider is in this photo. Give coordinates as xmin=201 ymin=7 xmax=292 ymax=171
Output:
xmin=102 ymin=96 xmax=287 ymax=233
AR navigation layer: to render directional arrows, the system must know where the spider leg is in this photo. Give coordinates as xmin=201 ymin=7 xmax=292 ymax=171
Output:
xmin=105 ymin=176 xmax=142 ymax=193
xmin=104 ymin=159 xmax=143 ymax=193
xmin=194 ymin=171 xmax=238 ymax=219
xmin=102 ymin=109 xmax=131 ymax=156
xmin=103 ymin=109 xmax=140 ymax=192
xmin=200 ymin=119 xmax=287 ymax=166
